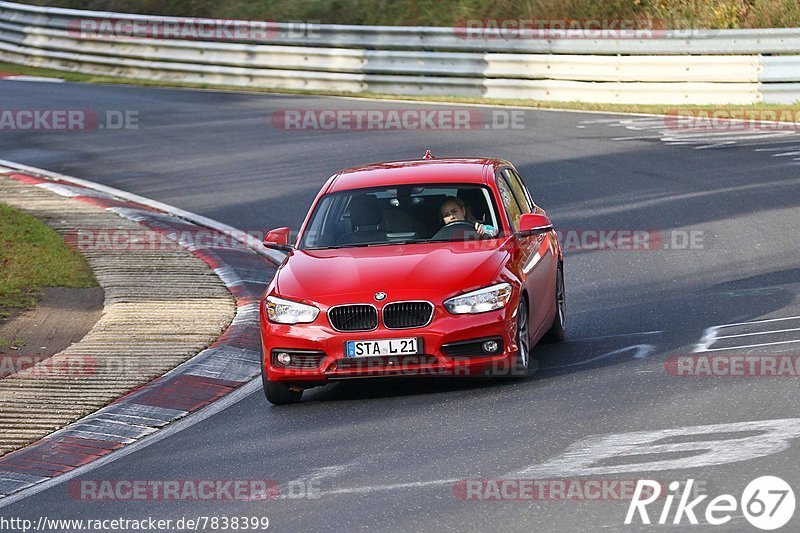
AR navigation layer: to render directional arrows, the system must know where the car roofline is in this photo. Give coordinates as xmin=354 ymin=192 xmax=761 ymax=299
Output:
xmin=325 ymin=157 xmax=508 ymax=193
xmin=336 ymin=156 xmax=503 ymax=174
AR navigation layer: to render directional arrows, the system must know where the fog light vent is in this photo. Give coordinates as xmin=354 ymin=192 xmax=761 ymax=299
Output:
xmin=270 ymin=350 xmax=326 ymax=369
xmin=441 ymin=337 xmax=504 ymax=358
xmin=482 ymin=340 xmax=499 ymax=354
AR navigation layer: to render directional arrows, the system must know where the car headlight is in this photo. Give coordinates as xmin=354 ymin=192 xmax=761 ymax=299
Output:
xmin=443 ymin=283 xmax=512 ymax=314
xmin=265 ymin=295 xmax=319 ymax=324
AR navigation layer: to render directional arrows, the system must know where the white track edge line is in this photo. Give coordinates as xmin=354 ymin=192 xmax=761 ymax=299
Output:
xmin=0 ymin=378 xmax=261 ymax=509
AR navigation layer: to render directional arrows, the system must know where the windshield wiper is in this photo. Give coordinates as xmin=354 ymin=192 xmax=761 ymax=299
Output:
xmin=304 ymin=240 xmax=431 ymax=250
xmin=303 ymin=244 xmax=367 ymax=250
xmin=366 ymin=240 xmax=429 ymax=246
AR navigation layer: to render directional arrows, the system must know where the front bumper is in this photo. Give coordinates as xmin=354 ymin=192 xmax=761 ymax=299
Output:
xmin=261 ymin=303 xmax=519 ymax=382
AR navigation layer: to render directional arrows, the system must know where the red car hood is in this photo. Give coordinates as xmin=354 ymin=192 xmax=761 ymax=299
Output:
xmin=276 ymin=241 xmax=509 ymax=303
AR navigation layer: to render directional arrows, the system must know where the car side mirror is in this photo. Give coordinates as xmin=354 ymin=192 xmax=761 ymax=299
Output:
xmin=517 ymin=213 xmax=553 ymax=236
xmin=263 ymin=227 xmax=294 ymax=252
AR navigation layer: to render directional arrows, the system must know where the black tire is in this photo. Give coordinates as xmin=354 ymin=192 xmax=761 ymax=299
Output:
xmin=261 ymin=363 xmax=303 ymax=405
xmin=543 ymin=262 xmax=566 ymax=343
xmin=509 ymin=295 xmax=531 ymax=378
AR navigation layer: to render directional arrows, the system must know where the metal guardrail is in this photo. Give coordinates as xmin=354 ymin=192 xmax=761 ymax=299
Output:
xmin=5 ymin=1 xmax=800 ymax=54
xmin=0 ymin=1 xmax=798 ymax=104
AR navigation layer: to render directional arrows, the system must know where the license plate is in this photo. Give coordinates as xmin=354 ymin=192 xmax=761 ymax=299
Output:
xmin=346 ymin=338 xmax=419 ymax=358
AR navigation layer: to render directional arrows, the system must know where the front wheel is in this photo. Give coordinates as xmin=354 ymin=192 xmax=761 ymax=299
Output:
xmin=261 ymin=364 xmax=303 ymax=405
xmin=543 ymin=262 xmax=566 ymax=343
xmin=510 ymin=296 xmax=531 ymax=377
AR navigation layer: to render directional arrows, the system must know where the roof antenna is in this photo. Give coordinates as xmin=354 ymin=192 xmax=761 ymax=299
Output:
xmin=423 ymin=149 xmax=434 ymax=159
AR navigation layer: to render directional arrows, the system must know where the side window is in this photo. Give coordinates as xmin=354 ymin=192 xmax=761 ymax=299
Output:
xmin=496 ymin=173 xmax=523 ymax=231
xmin=502 ymin=168 xmax=533 ymax=214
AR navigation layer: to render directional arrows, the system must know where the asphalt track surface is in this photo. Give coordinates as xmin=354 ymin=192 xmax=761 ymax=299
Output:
xmin=1 ymin=80 xmax=800 ymax=532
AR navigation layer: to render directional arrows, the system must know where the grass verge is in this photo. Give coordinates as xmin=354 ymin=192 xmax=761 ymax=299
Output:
xmin=2 ymin=61 xmax=799 ymax=116
xmin=0 ymin=202 xmax=97 ymax=313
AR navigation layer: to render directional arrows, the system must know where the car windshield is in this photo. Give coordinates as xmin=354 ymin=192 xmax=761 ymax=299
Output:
xmin=299 ymin=184 xmax=502 ymax=250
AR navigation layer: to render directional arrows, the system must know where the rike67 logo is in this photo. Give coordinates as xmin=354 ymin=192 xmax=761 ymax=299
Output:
xmin=626 ymin=476 xmax=795 ymax=530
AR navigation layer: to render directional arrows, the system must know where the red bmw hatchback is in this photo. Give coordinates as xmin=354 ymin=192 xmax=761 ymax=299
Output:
xmin=260 ymin=154 xmax=565 ymax=404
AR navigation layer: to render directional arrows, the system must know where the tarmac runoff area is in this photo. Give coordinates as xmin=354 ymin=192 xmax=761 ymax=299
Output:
xmin=0 ymin=166 xmax=277 ymax=499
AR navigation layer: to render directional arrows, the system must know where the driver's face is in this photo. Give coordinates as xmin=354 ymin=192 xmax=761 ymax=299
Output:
xmin=441 ymin=202 xmax=465 ymax=224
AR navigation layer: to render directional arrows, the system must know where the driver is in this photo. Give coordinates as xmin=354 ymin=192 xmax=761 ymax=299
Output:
xmin=439 ymin=197 xmax=493 ymax=236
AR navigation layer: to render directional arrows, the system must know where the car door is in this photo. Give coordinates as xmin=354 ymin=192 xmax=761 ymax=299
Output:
xmin=499 ymin=168 xmax=556 ymax=339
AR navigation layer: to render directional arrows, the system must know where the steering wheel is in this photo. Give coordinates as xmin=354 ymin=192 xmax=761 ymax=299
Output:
xmin=432 ymin=220 xmax=479 ymax=240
